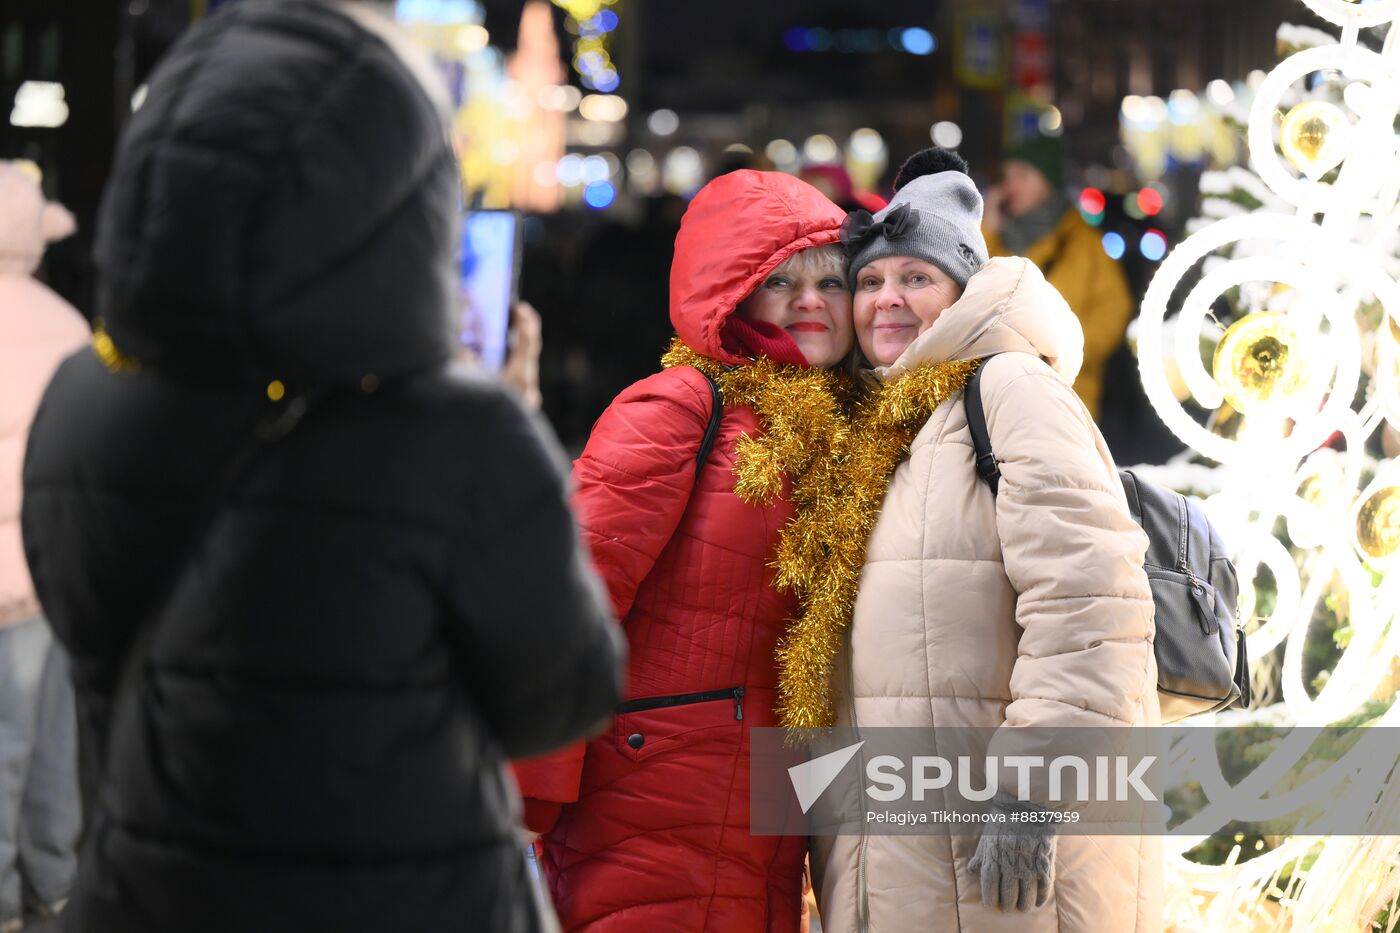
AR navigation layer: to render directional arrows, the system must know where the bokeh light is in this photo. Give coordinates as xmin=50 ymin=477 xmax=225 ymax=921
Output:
xmin=766 ymin=138 xmax=798 ymax=167
xmin=647 ymin=108 xmax=679 ymax=136
xmin=803 ymin=134 xmax=839 ymax=163
xmin=1138 ymin=187 xmax=1164 ymax=216
xmin=581 ymin=155 xmax=610 ymax=184
xmin=579 ymin=94 xmax=627 ymax=122
xmin=930 ymin=121 xmax=963 ymax=149
xmin=556 ymin=153 xmax=584 ymax=186
xmin=900 ymin=28 xmax=935 ymax=55
xmin=1140 ymin=228 xmax=1168 ymax=261
xmin=583 ymin=181 xmax=616 ymax=209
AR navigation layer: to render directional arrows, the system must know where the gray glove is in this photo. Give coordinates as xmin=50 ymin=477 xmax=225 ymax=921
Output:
xmin=967 ymin=791 xmax=1057 ymax=911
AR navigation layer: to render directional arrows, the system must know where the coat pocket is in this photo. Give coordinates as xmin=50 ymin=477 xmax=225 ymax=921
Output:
xmin=614 ymin=687 xmax=745 ymax=762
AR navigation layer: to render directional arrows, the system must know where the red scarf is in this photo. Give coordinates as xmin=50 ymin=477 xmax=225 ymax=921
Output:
xmin=720 ymin=316 xmax=809 ymax=367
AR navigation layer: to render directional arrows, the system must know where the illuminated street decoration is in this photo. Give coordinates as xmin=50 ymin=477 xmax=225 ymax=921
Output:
xmin=1211 ymin=312 xmax=1312 ymax=415
xmin=1136 ymin=0 xmax=1400 ymax=927
xmin=508 ymin=0 xmax=567 ymax=211
xmin=1279 ymin=100 xmax=1352 ymax=179
xmin=550 ymin=0 xmax=621 ymax=92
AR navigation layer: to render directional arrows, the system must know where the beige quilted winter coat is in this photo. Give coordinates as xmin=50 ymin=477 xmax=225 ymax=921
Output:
xmin=811 ymin=257 xmax=1162 ymax=933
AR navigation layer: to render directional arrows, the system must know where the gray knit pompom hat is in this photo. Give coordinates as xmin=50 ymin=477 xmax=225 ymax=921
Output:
xmin=842 ymin=148 xmax=988 ymax=290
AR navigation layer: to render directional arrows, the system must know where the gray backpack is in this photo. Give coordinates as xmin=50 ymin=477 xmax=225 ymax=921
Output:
xmin=964 ymin=356 xmax=1250 ymax=723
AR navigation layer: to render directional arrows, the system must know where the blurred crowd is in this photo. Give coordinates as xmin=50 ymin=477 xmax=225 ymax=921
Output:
xmin=523 ymin=141 xmax=1182 ymax=465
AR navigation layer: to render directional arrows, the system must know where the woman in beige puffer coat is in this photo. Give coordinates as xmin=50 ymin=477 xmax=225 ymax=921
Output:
xmin=810 ymin=150 xmax=1161 ymax=933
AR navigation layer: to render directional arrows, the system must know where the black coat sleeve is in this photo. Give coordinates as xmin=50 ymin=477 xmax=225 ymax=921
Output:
xmin=21 ymin=352 xmax=254 ymax=758
xmin=442 ymin=387 xmax=624 ymax=759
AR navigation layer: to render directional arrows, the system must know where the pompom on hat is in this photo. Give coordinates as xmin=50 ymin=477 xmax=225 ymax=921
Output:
xmin=841 ymin=146 xmax=988 ymax=290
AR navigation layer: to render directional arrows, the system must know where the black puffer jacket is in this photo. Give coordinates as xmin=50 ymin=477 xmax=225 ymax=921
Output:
xmin=20 ymin=4 xmax=622 ymax=931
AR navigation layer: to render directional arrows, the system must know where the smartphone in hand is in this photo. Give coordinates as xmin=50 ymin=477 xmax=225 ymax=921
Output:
xmin=458 ymin=209 xmax=523 ymax=373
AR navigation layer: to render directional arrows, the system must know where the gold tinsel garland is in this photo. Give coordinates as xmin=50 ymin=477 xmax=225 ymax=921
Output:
xmin=774 ymin=356 xmax=983 ymax=732
xmin=660 ymin=338 xmax=982 ymax=733
xmin=92 ymin=319 xmax=141 ymax=374
xmin=660 ymin=338 xmax=852 ymax=509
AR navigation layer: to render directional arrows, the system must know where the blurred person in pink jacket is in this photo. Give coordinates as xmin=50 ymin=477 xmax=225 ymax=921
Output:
xmin=0 ymin=161 xmax=87 ymax=933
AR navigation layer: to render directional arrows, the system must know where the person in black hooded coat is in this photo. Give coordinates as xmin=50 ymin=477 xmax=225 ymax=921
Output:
xmin=19 ymin=3 xmax=623 ymax=931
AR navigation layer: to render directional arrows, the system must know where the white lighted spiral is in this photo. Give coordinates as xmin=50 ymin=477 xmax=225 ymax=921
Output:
xmin=1137 ymin=3 xmax=1400 ymax=928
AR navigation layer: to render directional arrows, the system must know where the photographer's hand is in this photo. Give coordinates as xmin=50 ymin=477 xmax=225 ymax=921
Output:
xmin=501 ymin=301 xmax=543 ymax=411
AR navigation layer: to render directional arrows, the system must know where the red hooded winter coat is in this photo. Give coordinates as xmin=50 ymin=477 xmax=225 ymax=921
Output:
xmin=515 ymin=171 xmax=846 ymax=932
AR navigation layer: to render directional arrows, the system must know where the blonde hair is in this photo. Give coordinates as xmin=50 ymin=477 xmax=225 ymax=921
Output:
xmin=776 ymin=245 xmax=866 ymax=379
xmin=770 ymin=243 xmax=847 ymax=281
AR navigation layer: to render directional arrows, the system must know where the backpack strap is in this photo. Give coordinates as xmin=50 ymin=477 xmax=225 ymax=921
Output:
xmin=106 ymin=391 xmax=323 ymax=765
xmin=964 ymin=355 xmax=1003 ymax=496
xmin=694 ymin=370 xmax=724 ymax=485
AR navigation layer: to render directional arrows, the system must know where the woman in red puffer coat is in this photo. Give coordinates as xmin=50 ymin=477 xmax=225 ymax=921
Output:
xmin=515 ymin=170 xmax=852 ymax=932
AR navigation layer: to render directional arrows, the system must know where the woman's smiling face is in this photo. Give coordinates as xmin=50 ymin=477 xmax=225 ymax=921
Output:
xmin=736 ymin=247 xmax=854 ymax=369
xmin=853 ymin=256 xmax=963 ymax=367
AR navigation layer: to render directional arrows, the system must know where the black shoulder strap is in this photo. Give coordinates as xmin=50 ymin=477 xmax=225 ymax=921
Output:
xmin=694 ymin=371 xmax=723 ymax=484
xmin=106 ymin=393 xmax=320 ymax=764
xmin=965 ymin=355 xmax=1002 ymax=497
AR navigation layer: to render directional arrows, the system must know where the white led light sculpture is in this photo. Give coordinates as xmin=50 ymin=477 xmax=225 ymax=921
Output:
xmin=1137 ymin=2 xmax=1400 ymax=927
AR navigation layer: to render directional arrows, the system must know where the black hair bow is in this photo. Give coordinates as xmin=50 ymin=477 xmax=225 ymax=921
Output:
xmin=839 ymin=202 xmax=919 ymax=256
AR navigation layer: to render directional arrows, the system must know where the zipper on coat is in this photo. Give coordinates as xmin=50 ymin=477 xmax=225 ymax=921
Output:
xmin=617 ymin=686 xmax=745 ymax=721
xmin=848 ymin=649 xmax=871 ymax=933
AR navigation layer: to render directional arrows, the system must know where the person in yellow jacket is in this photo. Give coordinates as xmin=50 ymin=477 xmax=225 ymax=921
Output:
xmin=983 ymin=134 xmax=1133 ymax=419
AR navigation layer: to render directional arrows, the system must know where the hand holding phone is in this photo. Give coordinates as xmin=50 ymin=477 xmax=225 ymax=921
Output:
xmin=500 ymin=302 xmax=542 ymax=411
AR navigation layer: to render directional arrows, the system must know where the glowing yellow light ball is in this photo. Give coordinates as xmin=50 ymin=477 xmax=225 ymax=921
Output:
xmin=1212 ymin=312 xmax=1311 ymax=414
xmin=1298 ymin=473 xmax=1327 ymax=506
xmin=1357 ymin=486 xmax=1400 ymax=561
xmin=1297 ymin=452 xmax=1346 ymax=511
xmin=1280 ymin=101 xmax=1351 ymax=179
